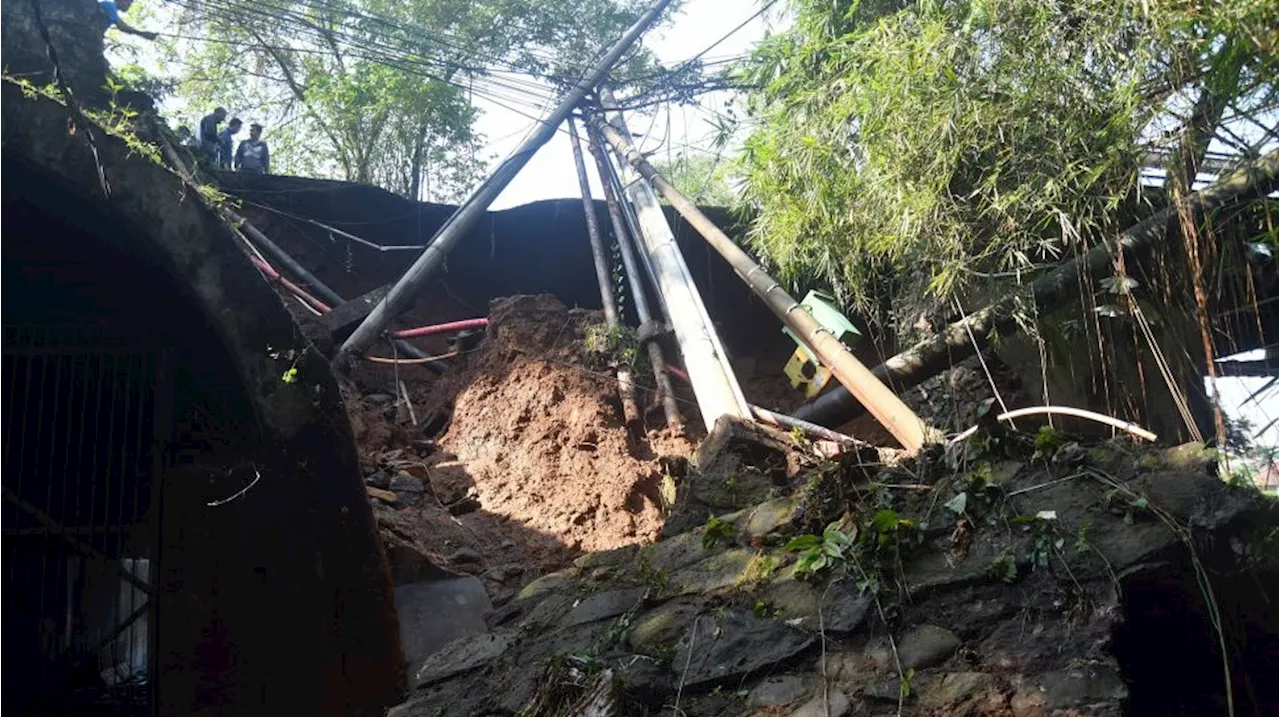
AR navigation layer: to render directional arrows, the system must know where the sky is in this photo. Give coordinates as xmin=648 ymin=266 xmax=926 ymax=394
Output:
xmin=475 ymin=0 xmax=776 ymax=209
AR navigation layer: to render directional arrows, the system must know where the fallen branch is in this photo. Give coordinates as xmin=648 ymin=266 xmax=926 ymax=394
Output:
xmin=794 ymin=152 xmax=1279 ymax=427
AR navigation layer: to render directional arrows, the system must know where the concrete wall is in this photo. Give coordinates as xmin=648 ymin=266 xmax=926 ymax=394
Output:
xmin=3 ymin=83 xmax=405 ymax=716
xmin=1 ymin=0 xmax=112 ymax=105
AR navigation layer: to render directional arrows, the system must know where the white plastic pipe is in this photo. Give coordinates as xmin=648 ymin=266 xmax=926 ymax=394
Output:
xmin=950 ymin=406 xmax=1158 ymax=443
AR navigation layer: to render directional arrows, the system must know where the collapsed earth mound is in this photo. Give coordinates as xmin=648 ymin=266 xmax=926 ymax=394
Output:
xmin=345 ymin=295 xmax=691 ymax=597
xmin=420 ymin=294 xmax=689 ymax=553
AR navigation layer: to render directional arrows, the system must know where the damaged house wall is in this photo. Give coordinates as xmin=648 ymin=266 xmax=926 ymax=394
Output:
xmin=1 ymin=7 xmax=405 ymax=710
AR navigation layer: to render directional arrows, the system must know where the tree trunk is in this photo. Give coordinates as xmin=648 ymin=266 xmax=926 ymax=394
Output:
xmin=408 ymin=126 xmax=425 ymax=201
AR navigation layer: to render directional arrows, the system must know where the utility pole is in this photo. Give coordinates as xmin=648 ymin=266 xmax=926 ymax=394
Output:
xmin=568 ymin=117 xmax=640 ymax=425
xmin=595 ymin=86 xmax=751 ymax=431
xmin=585 ymin=122 xmax=684 ymax=429
xmin=590 ymin=113 xmax=933 ymax=452
xmin=339 ymin=0 xmax=675 ymax=358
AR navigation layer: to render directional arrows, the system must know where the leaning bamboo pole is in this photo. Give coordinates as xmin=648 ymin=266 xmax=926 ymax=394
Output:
xmin=589 ymin=114 xmax=933 ymax=452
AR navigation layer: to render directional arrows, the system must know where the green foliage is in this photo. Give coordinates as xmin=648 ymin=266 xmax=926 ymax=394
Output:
xmin=737 ymin=553 xmax=780 ymax=588
xmin=737 ymin=0 xmax=1277 ymax=327
xmin=702 ymin=514 xmax=735 ymax=549
xmin=989 ymin=548 xmax=1018 ymax=583
xmin=583 ymin=321 xmax=639 ymax=369
xmin=1033 ymin=426 xmax=1065 ymax=460
xmin=151 ymin=0 xmax=667 ymax=198
xmin=1103 ymin=487 xmax=1151 ymax=524
xmin=785 ymin=521 xmax=853 ymax=579
xmin=653 ymin=153 xmax=738 ymax=207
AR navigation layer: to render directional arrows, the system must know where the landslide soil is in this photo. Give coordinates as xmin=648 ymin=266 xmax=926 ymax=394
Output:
xmin=343 ymin=295 xmax=692 ymax=601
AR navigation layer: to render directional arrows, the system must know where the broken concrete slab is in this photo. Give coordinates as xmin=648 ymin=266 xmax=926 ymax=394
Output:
xmin=396 ymin=576 xmax=493 ymax=668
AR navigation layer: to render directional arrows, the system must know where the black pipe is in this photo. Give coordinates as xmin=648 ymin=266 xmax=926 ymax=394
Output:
xmin=227 ymin=209 xmax=346 ymax=307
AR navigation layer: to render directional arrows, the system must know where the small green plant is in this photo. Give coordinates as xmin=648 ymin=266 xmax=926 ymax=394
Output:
xmin=789 ymin=425 xmax=807 ymax=445
xmin=899 ymin=667 xmax=917 ymax=700
xmin=785 ymin=522 xmax=853 ymax=579
xmin=582 ymin=321 xmax=639 ymax=369
xmin=600 ymin=610 xmax=635 ymax=649
xmin=990 ymin=548 xmax=1018 ymax=583
xmin=1011 ymin=512 xmax=1063 ymax=571
xmin=1103 ymin=488 xmax=1151 ymax=525
xmin=736 ymin=553 xmax=779 ymax=588
xmin=752 ymin=599 xmax=778 ymax=617
xmin=1034 ymin=426 xmax=1065 ymax=459
xmin=1074 ymin=519 xmax=1092 ymax=555
xmin=636 ymin=554 xmax=668 ymax=590
xmin=702 ymin=515 xmax=735 ymax=549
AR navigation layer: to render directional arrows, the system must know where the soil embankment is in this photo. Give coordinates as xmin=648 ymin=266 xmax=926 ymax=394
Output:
xmin=343 ymin=295 xmax=692 ymax=601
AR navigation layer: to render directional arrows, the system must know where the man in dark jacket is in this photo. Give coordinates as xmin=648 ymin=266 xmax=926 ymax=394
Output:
xmin=217 ymin=118 xmax=242 ymax=169
xmin=198 ymin=107 xmax=227 ymax=163
xmin=235 ymin=123 xmax=270 ymax=175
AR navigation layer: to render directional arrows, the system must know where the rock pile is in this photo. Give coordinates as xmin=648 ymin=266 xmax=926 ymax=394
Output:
xmin=389 ymin=420 xmax=1277 ymax=716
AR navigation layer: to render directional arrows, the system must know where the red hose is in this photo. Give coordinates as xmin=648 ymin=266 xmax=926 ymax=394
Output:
xmin=250 ymin=256 xmax=332 ymax=314
xmin=249 ymin=254 xmax=484 ymax=342
xmin=391 ymin=318 xmax=489 ymax=339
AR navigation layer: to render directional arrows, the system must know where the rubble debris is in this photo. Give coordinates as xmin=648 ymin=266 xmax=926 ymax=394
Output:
xmin=387 ymin=429 xmax=1277 ymax=716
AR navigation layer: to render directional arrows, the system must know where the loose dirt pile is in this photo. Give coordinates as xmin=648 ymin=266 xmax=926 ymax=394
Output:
xmin=343 ymin=294 xmax=692 ymax=600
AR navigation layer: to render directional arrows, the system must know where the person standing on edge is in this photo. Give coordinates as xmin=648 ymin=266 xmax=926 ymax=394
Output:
xmin=99 ymin=0 xmax=157 ymax=39
xmin=235 ymin=123 xmax=270 ymax=175
xmin=198 ymin=107 xmax=227 ymax=164
xmin=217 ymin=118 xmax=242 ymax=169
